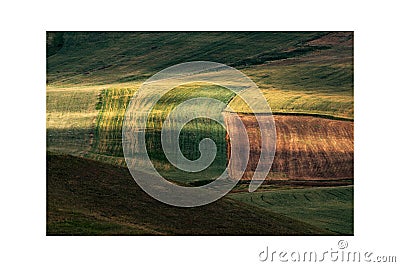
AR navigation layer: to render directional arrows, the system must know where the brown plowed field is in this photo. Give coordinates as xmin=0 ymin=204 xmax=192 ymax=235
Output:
xmin=226 ymin=114 xmax=353 ymax=181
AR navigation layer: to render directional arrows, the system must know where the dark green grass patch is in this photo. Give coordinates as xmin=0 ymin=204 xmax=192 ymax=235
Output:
xmin=229 ymin=186 xmax=354 ymax=235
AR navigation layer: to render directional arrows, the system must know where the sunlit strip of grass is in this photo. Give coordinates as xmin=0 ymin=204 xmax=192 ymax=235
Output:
xmin=228 ymin=88 xmax=353 ymax=119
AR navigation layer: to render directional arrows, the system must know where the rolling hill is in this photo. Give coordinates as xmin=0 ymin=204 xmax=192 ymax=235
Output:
xmin=47 ymin=153 xmax=335 ymax=235
xmin=46 ymin=32 xmax=354 ymax=235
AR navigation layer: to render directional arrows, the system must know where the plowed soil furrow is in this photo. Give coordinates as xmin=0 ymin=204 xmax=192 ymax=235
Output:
xmin=226 ymin=115 xmax=353 ymax=180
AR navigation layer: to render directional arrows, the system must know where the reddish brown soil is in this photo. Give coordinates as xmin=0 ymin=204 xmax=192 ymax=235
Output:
xmin=226 ymin=114 xmax=354 ymax=181
xmin=307 ymin=32 xmax=353 ymax=48
xmin=264 ymin=32 xmax=353 ymax=67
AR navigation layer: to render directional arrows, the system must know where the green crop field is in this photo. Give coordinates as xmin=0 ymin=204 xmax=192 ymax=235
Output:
xmin=47 ymin=33 xmax=353 ymax=115
xmin=89 ymin=83 xmax=236 ymax=183
xmin=47 ymin=32 xmax=331 ymax=85
xmin=229 ymin=186 xmax=354 ymax=235
xmin=46 ymin=32 xmax=354 ymax=235
xmin=47 ymin=32 xmax=353 ymax=160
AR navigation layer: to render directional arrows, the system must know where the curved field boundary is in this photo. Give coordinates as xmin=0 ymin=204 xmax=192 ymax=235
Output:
xmin=232 ymin=111 xmax=354 ymax=122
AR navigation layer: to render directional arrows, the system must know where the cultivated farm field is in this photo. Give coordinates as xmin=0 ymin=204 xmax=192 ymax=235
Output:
xmin=47 ymin=32 xmax=354 ymax=235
